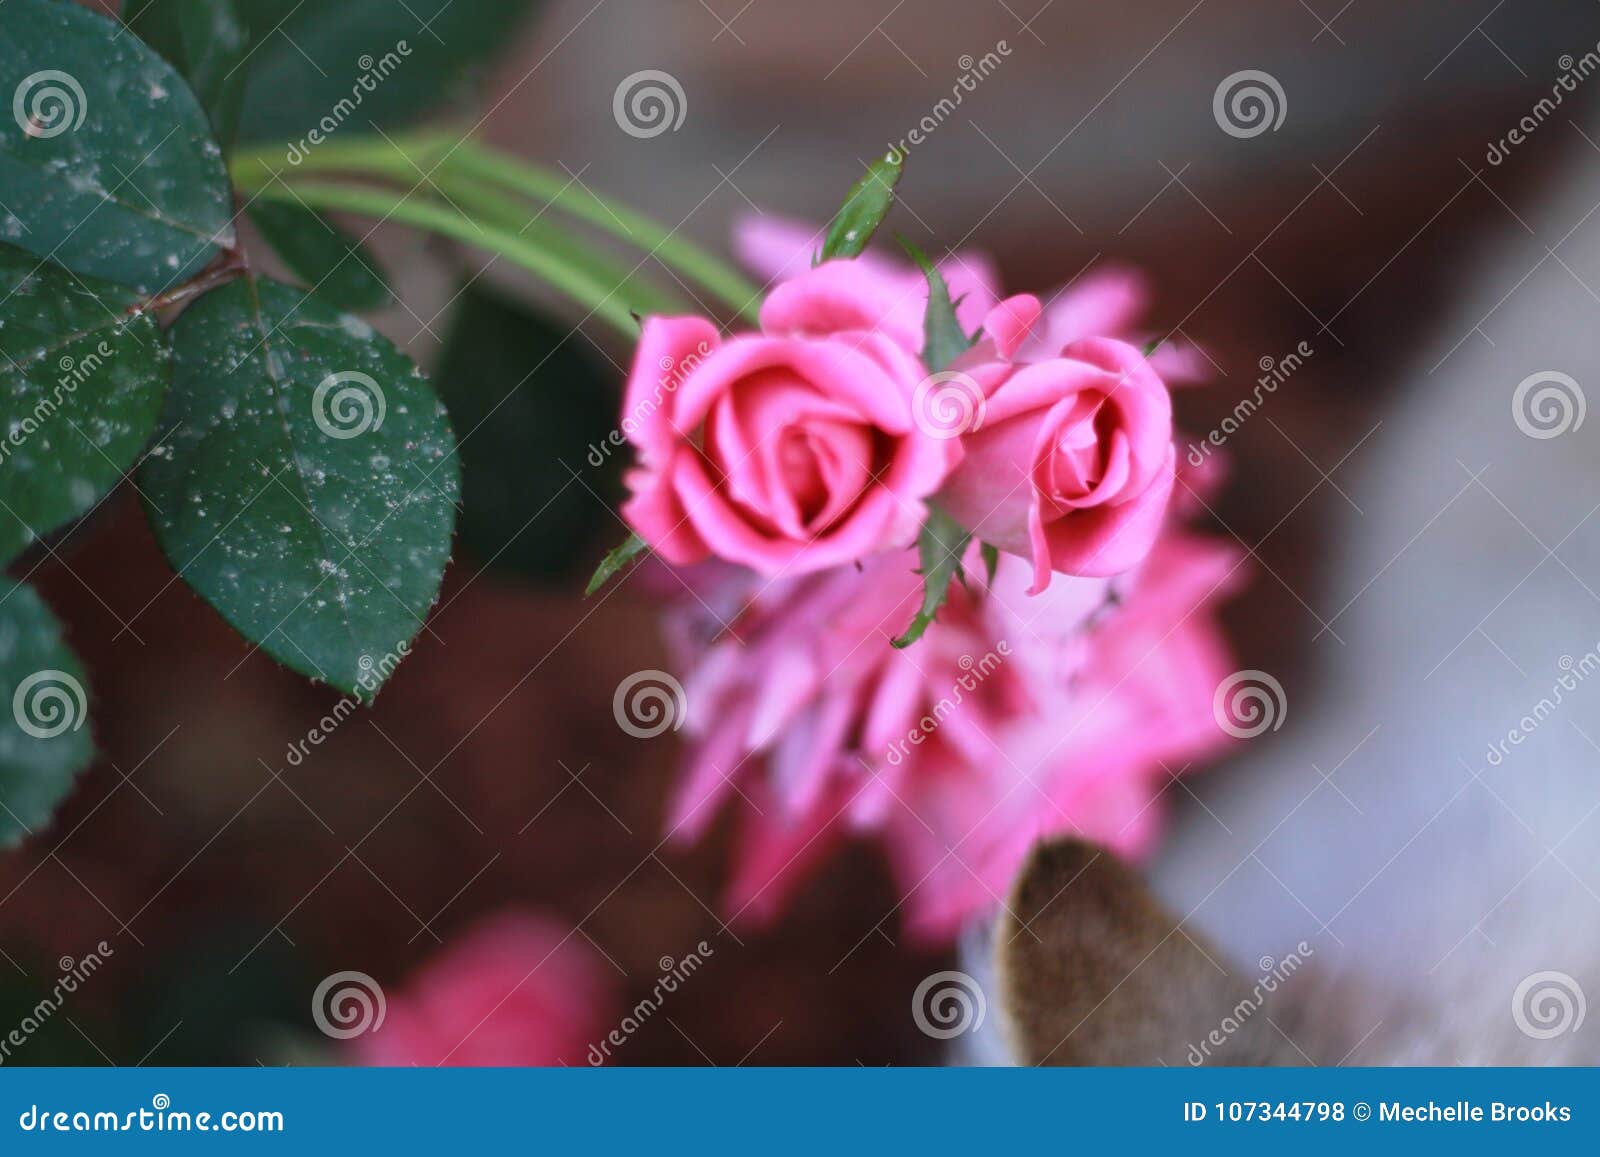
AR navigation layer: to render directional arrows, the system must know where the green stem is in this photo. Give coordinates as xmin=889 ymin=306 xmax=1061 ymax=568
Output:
xmin=424 ymin=170 xmax=691 ymax=317
xmin=449 ymin=144 xmax=764 ymax=322
xmin=230 ymin=132 xmax=765 ymax=323
xmin=247 ymin=180 xmax=641 ymax=336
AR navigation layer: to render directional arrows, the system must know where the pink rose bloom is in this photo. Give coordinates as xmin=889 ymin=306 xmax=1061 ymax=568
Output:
xmin=620 ymin=300 xmax=955 ymax=575
xmin=937 ymin=321 xmax=1178 ymax=592
xmin=348 ymin=911 xmax=611 ymax=1067
xmin=660 ymin=530 xmax=1240 ymax=943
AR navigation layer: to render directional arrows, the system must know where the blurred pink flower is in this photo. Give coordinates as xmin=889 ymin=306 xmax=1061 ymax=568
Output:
xmin=662 ymin=531 xmax=1240 ymax=943
xmin=883 ymin=532 xmax=1242 ymax=940
xmin=733 ymin=214 xmax=1206 ymax=383
xmin=349 ymin=911 xmax=611 ymax=1067
xmin=734 ymin=214 xmax=1000 ymax=342
xmin=662 ymin=547 xmax=1037 ymax=844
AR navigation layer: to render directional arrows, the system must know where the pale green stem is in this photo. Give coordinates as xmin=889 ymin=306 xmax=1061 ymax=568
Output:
xmin=230 ymin=132 xmax=765 ymax=323
xmin=447 ymin=144 xmax=764 ymax=322
xmin=423 ymin=170 xmax=691 ymax=317
xmin=244 ymin=180 xmax=641 ymax=336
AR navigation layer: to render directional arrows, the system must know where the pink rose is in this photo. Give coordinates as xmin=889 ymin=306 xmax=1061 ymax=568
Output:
xmin=348 ymin=911 xmax=611 ymax=1067
xmin=620 ymin=292 xmax=955 ymax=575
xmin=937 ymin=321 xmax=1177 ymax=593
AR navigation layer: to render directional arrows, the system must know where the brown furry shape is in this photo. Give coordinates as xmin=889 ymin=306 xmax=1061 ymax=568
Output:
xmin=996 ymin=838 xmax=1312 ymax=1066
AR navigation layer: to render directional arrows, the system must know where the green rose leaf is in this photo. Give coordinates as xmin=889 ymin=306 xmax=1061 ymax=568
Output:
xmin=585 ymin=533 xmax=648 ymax=598
xmin=900 ymin=238 xmax=974 ymax=372
xmin=123 ymin=0 xmax=253 ymax=153
xmin=816 ymin=151 xmax=903 ymax=265
xmin=0 ymin=580 xmax=93 ymax=848
xmin=980 ymin=541 xmax=1000 ymax=587
xmin=139 ymin=276 xmax=459 ymax=699
xmin=436 ymin=285 xmax=621 ymax=584
xmin=0 ymin=245 xmax=170 ymax=565
xmin=892 ymin=505 xmax=972 ymax=649
xmin=231 ymin=0 xmax=542 ymax=149
xmin=0 ymin=0 xmax=235 ymax=292
xmin=248 ymin=200 xmax=391 ymax=313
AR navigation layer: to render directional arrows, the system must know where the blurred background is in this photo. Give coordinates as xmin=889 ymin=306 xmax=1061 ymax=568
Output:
xmin=7 ymin=0 xmax=1600 ymax=1064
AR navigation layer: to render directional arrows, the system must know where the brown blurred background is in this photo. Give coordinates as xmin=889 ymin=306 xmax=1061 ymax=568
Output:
xmin=6 ymin=0 xmax=1600 ymax=1064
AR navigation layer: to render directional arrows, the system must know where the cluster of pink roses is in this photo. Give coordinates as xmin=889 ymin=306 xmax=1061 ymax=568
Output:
xmin=621 ymin=218 xmax=1242 ymax=943
xmin=623 ymin=220 xmax=1201 ymax=589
